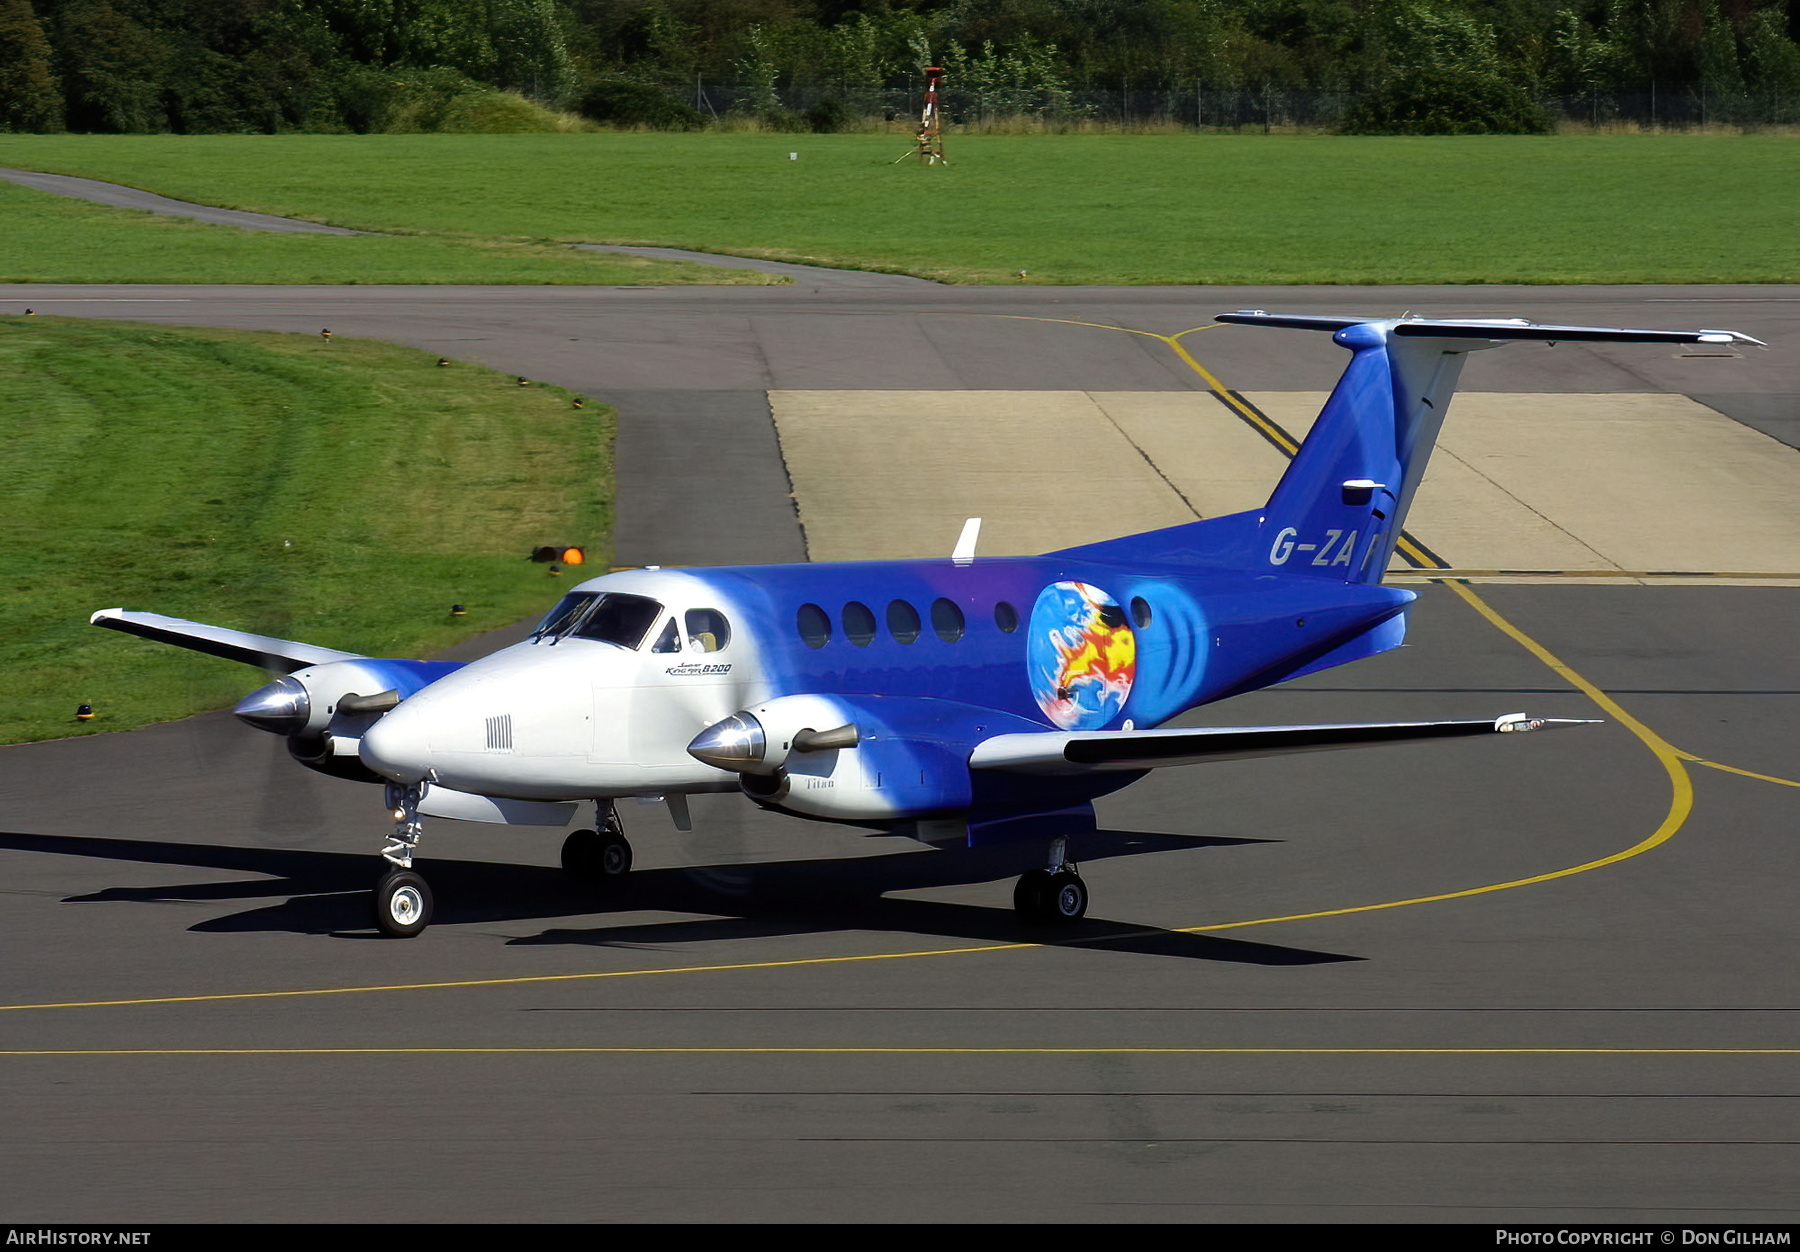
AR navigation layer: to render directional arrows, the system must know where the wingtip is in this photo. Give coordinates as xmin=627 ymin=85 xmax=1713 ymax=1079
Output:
xmin=1695 ymin=329 xmax=1767 ymax=348
xmin=1496 ymin=713 xmax=1605 ymax=733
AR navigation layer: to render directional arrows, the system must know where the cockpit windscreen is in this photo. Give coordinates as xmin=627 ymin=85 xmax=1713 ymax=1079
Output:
xmin=532 ymin=591 xmax=666 ymax=649
xmin=572 ymin=593 xmax=664 ymax=649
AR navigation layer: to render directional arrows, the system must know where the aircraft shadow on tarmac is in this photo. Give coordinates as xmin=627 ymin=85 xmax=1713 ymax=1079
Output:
xmin=0 ymin=828 xmax=1361 ymax=967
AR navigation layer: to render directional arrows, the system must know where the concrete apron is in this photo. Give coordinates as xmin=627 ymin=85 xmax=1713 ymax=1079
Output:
xmin=771 ymin=389 xmax=1800 ymax=586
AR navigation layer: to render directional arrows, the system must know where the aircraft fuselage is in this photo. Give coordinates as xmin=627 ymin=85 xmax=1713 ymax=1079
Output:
xmin=358 ymin=555 xmax=1415 ymax=815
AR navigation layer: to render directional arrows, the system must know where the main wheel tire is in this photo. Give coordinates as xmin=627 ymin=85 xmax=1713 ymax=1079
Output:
xmin=596 ymin=828 xmax=632 ymax=877
xmin=1046 ymin=869 xmax=1088 ymax=923
xmin=562 ymin=827 xmax=633 ymax=882
xmin=373 ymin=870 xmax=433 ymax=938
xmin=561 ymin=828 xmax=598 ymax=877
xmin=1013 ymin=868 xmax=1053 ymax=921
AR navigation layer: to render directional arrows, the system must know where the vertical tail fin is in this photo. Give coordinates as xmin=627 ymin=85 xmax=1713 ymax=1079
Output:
xmin=1216 ymin=313 xmax=1764 ymax=584
xmin=1243 ymin=316 xmax=1482 ymax=583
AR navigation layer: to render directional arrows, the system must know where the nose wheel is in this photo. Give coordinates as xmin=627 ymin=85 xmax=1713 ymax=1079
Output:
xmin=373 ymin=869 xmax=433 ymax=938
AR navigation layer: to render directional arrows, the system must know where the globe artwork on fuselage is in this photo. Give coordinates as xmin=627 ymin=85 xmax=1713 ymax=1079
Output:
xmin=1027 ymin=581 xmax=1136 ymax=730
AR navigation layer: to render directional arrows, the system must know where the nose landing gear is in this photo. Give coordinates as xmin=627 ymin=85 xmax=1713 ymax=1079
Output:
xmin=372 ymin=782 xmax=434 ymax=938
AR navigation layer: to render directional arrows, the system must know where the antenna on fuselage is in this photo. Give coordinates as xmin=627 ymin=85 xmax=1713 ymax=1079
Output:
xmin=952 ymin=517 xmax=981 ymax=564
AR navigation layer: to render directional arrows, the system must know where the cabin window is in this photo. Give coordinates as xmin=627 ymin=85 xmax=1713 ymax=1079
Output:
xmin=994 ymin=601 xmax=1019 ymax=633
xmin=573 ymin=593 xmax=664 ymax=650
xmin=532 ymin=592 xmax=597 ymax=641
xmin=685 ymin=608 xmax=730 ymax=652
xmin=797 ymin=603 xmax=831 ymax=649
xmin=931 ymin=597 xmax=965 ymax=643
xmin=843 ymin=601 xmax=877 ymax=647
xmin=650 ymin=619 xmax=682 ymax=653
xmin=1131 ymin=596 xmax=1152 ymax=629
xmin=887 ymin=599 xmax=921 ymax=644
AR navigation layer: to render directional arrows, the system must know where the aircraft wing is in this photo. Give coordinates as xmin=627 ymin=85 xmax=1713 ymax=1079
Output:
xmin=90 ymin=608 xmax=364 ymax=673
xmin=969 ymin=714 xmax=1593 ymax=774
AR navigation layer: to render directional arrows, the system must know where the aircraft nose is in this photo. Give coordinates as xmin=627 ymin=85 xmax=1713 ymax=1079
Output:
xmin=359 ymin=704 xmax=432 ymax=783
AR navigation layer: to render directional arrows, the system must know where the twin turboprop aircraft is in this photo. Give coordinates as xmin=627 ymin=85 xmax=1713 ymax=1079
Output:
xmin=92 ymin=312 xmax=1761 ymax=937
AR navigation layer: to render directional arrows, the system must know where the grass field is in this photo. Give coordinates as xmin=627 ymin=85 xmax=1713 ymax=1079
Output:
xmin=1 ymin=132 xmax=1796 ymax=284
xmin=0 ymin=175 xmax=780 ymax=286
xmin=0 ymin=315 xmax=612 ymax=744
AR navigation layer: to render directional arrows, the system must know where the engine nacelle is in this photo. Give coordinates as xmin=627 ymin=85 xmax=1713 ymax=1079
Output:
xmin=690 ymin=694 xmax=1047 ymax=823
xmin=286 ymin=730 xmax=384 ymax=783
xmin=768 ymin=733 xmax=973 ymax=821
xmin=234 ymin=658 xmax=458 ymax=738
xmin=235 ymin=658 xmax=460 ymax=784
xmin=687 ymin=693 xmax=861 ymax=777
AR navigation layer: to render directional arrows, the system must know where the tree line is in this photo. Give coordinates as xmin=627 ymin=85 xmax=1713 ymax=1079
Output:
xmin=3 ymin=0 xmax=1799 ymax=135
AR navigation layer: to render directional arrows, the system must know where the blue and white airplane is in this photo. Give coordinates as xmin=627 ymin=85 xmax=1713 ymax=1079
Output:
xmin=92 ymin=312 xmax=1760 ymax=937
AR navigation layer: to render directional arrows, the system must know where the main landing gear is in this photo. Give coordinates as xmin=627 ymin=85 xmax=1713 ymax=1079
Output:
xmin=372 ymin=782 xmax=433 ymax=938
xmin=1013 ymin=835 xmax=1088 ymax=926
xmin=561 ymin=802 xmax=633 ymax=883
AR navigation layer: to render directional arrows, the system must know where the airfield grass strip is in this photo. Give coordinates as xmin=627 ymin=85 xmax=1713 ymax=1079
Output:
xmin=0 ymin=132 xmax=1795 ymax=285
xmin=0 ymin=315 xmax=612 ymax=744
xmin=0 ymin=178 xmax=780 ymax=287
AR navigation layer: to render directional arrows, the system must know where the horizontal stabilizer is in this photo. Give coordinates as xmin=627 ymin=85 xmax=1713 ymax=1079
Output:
xmin=1215 ymin=311 xmax=1765 ymax=348
xmin=90 ymin=608 xmax=363 ymax=673
xmin=970 ymin=714 xmax=1596 ymax=775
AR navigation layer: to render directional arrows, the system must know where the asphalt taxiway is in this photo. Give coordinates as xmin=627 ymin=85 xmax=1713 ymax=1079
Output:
xmin=2 ymin=280 xmax=1798 ymax=1222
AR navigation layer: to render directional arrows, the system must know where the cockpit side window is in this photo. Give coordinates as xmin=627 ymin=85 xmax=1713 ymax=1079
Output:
xmin=685 ymin=608 xmax=731 ymax=652
xmin=650 ymin=619 xmax=682 ymax=653
xmin=572 ymin=593 xmax=665 ymax=650
xmin=533 ymin=592 xmax=597 ymax=641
